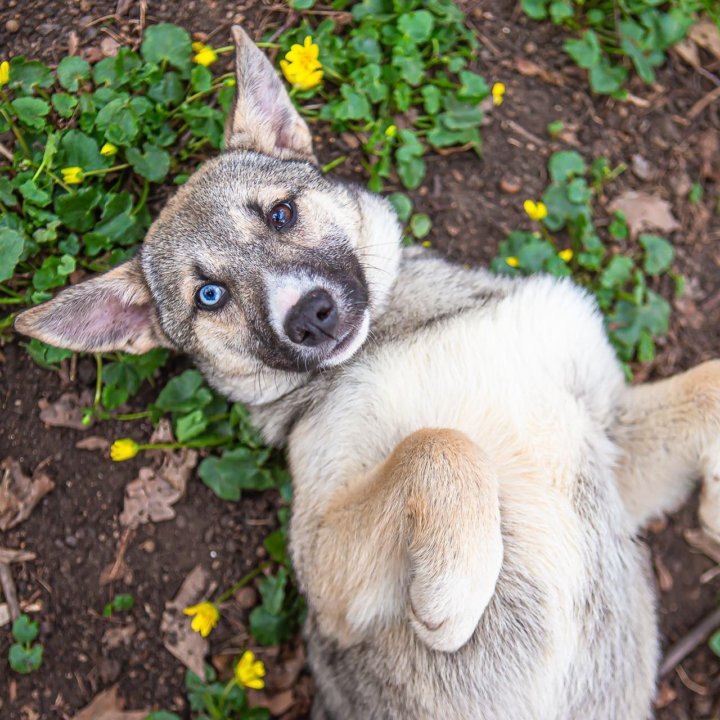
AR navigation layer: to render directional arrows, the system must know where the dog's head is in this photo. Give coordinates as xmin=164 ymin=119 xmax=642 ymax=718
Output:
xmin=15 ymin=27 xmax=402 ymax=405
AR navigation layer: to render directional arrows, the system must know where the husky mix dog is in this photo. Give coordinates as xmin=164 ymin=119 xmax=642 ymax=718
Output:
xmin=15 ymin=27 xmax=720 ymax=720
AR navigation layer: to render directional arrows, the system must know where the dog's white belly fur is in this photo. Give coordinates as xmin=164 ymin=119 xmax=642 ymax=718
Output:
xmin=289 ymin=275 xmax=655 ymax=718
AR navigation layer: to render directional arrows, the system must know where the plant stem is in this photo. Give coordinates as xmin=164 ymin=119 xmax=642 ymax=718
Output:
xmin=214 ymin=561 xmax=272 ymax=604
xmin=93 ymin=354 xmax=103 ymax=408
xmin=321 ymin=155 xmax=347 ymax=173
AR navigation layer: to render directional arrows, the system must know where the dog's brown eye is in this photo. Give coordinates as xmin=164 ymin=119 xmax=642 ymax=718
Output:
xmin=269 ymin=201 xmax=296 ymax=231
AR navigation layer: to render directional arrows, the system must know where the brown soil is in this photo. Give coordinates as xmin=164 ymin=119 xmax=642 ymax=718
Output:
xmin=1 ymin=0 xmax=720 ymax=718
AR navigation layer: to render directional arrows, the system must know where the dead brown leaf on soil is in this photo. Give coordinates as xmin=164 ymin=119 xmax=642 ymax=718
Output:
xmin=698 ymin=129 xmax=720 ymax=181
xmin=102 ymin=623 xmax=136 ymax=651
xmin=688 ymin=17 xmax=720 ymax=62
xmin=38 ymin=390 xmax=93 ymax=430
xmin=75 ymin=436 xmax=110 ymax=451
xmin=70 ymin=685 xmax=148 ymax=720
xmin=607 ymin=191 xmax=680 ymax=238
xmin=161 ymin=564 xmax=211 ymax=679
xmin=0 ymin=458 xmax=54 ymax=531
xmin=248 ymin=688 xmax=295 ymax=716
xmin=119 ymin=467 xmax=182 ymax=528
xmin=513 ymin=57 xmax=566 ymax=86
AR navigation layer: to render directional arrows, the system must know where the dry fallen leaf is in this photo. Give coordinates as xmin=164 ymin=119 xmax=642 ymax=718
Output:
xmin=673 ymin=38 xmax=700 ymax=68
xmin=161 ymin=564 xmax=210 ymax=679
xmin=119 ymin=468 xmax=182 ymax=528
xmin=608 ymin=191 xmax=680 ymax=238
xmin=0 ymin=458 xmax=55 ymax=531
xmin=689 ymin=17 xmax=720 ymax=61
xmin=248 ymin=689 xmax=295 ymax=716
xmin=698 ymin=129 xmax=720 ymax=181
xmin=102 ymin=623 xmax=136 ymax=651
xmin=38 ymin=391 xmax=93 ymax=430
xmin=71 ymin=685 xmax=148 ymax=720
xmin=75 ymin=436 xmax=110 ymax=451
xmin=157 ymin=447 xmax=198 ymax=494
xmin=0 ymin=603 xmax=10 ymax=628
xmin=514 ymin=56 xmax=565 ymax=86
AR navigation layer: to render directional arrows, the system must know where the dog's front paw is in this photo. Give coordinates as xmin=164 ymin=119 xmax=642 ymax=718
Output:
xmin=407 ymin=558 xmax=497 ymax=653
xmin=392 ymin=428 xmax=504 ymax=653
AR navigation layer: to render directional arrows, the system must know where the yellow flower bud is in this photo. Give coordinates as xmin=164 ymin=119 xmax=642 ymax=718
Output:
xmin=0 ymin=61 xmax=9 ymax=87
xmin=385 ymin=124 xmax=397 ymax=138
xmin=110 ymin=438 xmax=140 ymax=462
xmin=506 ymin=256 xmax=520 ymax=268
xmin=193 ymin=45 xmax=218 ymax=67
xmin=100 ymin=142 xmax=118 ymax=157
xmin=235 ymin=650 xmax=266 ymax=690
xmin=183 ymin=601 xmax=220 ymax=637
xmin=523 ymin=200 xmax=548 ymax=221
xmin=558 ymin=248 xmax=574 ymax=263
xmin=491 ymin=82 xmax=505 ymax=107
xmin=61 ymin=166 xmax=84 ymax=185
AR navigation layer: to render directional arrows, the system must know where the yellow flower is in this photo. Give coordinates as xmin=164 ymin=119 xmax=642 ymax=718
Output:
xmin=280 ymin=36 xmax=323 ymax=91
xmin=193 ymin=43 xmax=218 ymax=67
xmin=506 ymin=256 xmax=520 ymax=268
xmin=61 ymin=166 xmax=84 ymax=185
xmin=385 ymin=124 xmax=397 ymax=138
xmin=558 ymin=248 xmax=573 ymax=263
xmin=0 ymin=61 xmax=9 ymax=87
xmin=523 ymin=199 xmax=547 ymax=221
xmin=235 ymin=650 xmax=266 ymax=690
xmin=491 ymin=82 xmax=505 ymax=106
xmin=100 ymin=142 xmax=117 ymax=157
xmin=110 ymin=438 xmax=140 ymax=462
xmin=183 ymin=602 xmax=219 ymax=638
xmin=421 ymin=240 xmax=432 ymax=248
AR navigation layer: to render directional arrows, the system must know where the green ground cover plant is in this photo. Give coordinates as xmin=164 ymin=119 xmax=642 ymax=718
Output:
xmin=491 ymin=150 xmax=679 ymax=373
xmin=520 ymin=0 xmax=719 ymax=95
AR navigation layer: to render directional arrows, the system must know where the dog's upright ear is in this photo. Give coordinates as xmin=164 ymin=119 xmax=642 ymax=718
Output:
xmin=14 ymin=256 xmax=168 ymax=354
xmin=225 ymin=25 xmax=317 ymax=163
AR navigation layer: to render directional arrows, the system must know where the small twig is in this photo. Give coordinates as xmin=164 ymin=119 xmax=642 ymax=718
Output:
xmin=504 ymin=119 xmax=545 ymax=147
xmin=100 ymin=526 xmax=135 ymax=585
xmin=0 ymin=549 xmax=36 ymax=564
xmin=0 ymin=562 xmax=20 ymax=622
xmin=675 ymin=664 xmax=709 ymax=695
xmin=700 ymin=564 xmax=720 ymax=584
xmin=0 ymin=142 xmax=13 ymax=162
xmin=688 ymin=85 xmax=720 ymax=120
xmin=660 ymin=606 xmax=720 ymax=676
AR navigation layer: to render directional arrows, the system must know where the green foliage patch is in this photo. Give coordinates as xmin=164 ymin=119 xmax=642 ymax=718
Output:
xmin=520 ymin=0 xmax=717 ymax=95
xmin=492 ymin=150 xmax=679 ymax=372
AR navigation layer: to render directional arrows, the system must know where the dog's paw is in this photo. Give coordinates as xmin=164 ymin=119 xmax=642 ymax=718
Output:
xmin=407 ymin=557 xmax=498 ymax=653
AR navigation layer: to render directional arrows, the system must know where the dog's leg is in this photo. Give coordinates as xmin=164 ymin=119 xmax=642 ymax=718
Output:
xmin=612 ymin=360 xmax=720 ymax=538
xmin=307 ymin=428 xmax=503 ymax=653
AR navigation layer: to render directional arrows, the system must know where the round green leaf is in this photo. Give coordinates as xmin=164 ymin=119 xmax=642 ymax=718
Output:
xmin=57 ymin=55 xmax=91 ymax=91
xmin=141 ymin=23 xmax=192 ymax=71
xmin=126 ymin=143 xmax=170 ymax=183
xmin=12 ymin=614 xmax=39 ymax=644
xmin=0 ymin=228 xmax=25 ymax=282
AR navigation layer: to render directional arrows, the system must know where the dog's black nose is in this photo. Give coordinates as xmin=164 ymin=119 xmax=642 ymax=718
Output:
xmin=284 ymin=289 xmax=339 ymax=347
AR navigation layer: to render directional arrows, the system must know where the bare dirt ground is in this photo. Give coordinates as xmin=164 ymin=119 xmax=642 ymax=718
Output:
xmin=1 ymin=0 xmax=720 ymax=717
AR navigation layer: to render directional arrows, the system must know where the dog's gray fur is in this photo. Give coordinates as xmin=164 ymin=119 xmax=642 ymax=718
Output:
xmin=15 ymin=27 xmax=720 ymax=720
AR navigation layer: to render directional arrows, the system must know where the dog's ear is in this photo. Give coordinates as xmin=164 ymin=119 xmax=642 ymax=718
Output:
xmin=14 ymin=256 xmax=168 ymax=354
xmin=225 ymin=25 xmax=317 ymax=163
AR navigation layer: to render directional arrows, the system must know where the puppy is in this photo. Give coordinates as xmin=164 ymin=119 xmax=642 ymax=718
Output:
xmin=15 ymin=27 xmax=720 ymax=719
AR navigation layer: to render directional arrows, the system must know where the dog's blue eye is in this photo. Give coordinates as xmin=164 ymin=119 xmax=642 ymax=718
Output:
xmin=196 ymin=283 xmax=227 ymax=309
xmin=269 ymin=200 xmax=296 ymax=231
